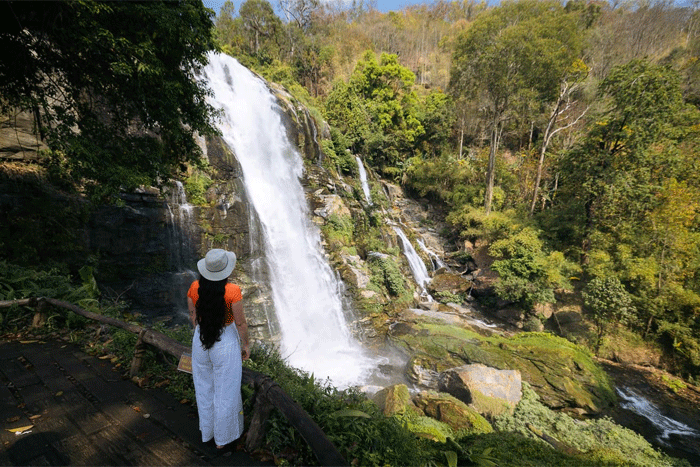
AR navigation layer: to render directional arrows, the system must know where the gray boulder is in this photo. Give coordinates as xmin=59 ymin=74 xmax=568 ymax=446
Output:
xmin=439 ymin=364 xmax=522 ymax=408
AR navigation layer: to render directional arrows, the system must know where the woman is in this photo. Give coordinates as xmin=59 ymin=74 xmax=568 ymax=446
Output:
xmin=187 ymin=248 xmax=250 ymax=449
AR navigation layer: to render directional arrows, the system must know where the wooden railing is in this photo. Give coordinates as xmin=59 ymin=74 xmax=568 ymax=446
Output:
xmin=0 ymin=297 xmax=348 ymax=466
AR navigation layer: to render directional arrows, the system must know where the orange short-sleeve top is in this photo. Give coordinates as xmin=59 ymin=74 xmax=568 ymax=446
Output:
xmin=187 ymin=281 xmax=242 ymax=326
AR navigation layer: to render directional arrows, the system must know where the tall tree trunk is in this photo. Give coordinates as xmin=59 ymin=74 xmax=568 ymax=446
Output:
xmin=530 ymin=81 xmax=588 ymax=215
xmin=484 ymin=114 xmax=501 ymax=215
xmin=458 ymin=117 xmax=465 ymax=160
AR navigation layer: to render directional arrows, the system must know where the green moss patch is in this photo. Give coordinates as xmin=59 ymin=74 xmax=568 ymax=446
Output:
xmin=390 ymin=322 xmax=616 ymax=413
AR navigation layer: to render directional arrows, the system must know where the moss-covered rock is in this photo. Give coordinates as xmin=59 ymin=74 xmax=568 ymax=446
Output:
xmin=470 ymin=388 xmax=517 ymax=420
xmin=389 ymin=321 xmax=615 ymax=414
xmin=401 ymin=412 xmax=455 ymax=443
xmin=413 ymin=391 xmax=493 ymax=435
xmin=372 ymin=384 xmax=417 ymax=416
xmin=428 ymin=273 xmax=472 ymax=295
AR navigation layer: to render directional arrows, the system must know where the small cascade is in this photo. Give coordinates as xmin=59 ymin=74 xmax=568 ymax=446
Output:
xmin=356 ymin=156 xmax=373 ymax=205
xmin=166 ymin=181 xmax=194 ymax=268
xmin=616 ymin=387 xmax=700 ymax=445
xmin=165 ymin=181 xmax=198 ymax=320
xmin=417 ymin=239 xmax=446 ymax=272
xmin=393 ymin=225 xmax=432 ymax=301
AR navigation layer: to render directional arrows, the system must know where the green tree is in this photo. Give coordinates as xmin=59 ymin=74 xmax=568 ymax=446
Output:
xmin=414 ymin=90 xmax=455 ymax=158
xmin=490 ymin=226 xmax=579 ymax=311
xmin=556 ymin=59 xmax=700 ymax=373
xmin=215 ymin=1 xmax=238 ymax=46
xmin=0 ymin=0 xmax=218 ymax=199
xmin=292 ymin=36 xmax=336 ymax=97
xmin=557 ymin=60 xmax=690 ymax=263
xmin=239 ymin=0 xmax=283 ymax=58
xmin=348 ymin=51 xmax=424 ymax=175
xmin=582 ymin=276 xmax=636 ymax=354
xmin=450 ymin=0 xmax=584 ymax=214
xmin=323 ymin=80 xmax=372 ymax=160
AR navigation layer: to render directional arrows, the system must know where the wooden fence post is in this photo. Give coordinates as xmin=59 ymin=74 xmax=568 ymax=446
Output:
xmin=245 ymin=376 xmax=276 ymax=452
xmin=31 ymin=298 xmax=47 ymax=328
xmin=130 ymin=329 xmax=148 ymax=378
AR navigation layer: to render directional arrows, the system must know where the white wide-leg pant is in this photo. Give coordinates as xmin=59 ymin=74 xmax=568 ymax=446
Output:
xmin=192 ymin=325 xmax=244 ymax=446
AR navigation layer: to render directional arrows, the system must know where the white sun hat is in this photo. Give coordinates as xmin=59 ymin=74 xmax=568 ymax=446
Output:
xmin=197 ymin=249 xmax=236 ymax=281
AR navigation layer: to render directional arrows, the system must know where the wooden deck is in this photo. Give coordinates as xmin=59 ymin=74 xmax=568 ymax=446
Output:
xmin=0 ymin=337 xmax=271 ymax=466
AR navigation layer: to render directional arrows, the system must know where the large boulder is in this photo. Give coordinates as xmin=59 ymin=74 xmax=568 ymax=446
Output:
xmin=372 ymin=384 xmax=418 ymax=417
xmin=0 ymin=109 xmax=47 ymax=161
xmin=439 ymin=364 xmax=521 ymax=419
xmin=427 ymin=273 xmax=472 ymax=295
xmin=439 ymin=364 xmax=522 ymax=406
xmin=413 ymin=391 xmax=493 ymax=435
xmin=337 ymin=254 xmax=371 ymax=289
xmin=312 ymin=193 xmax=351 ymax=219
xmin=406 ymin=356 xmax=441 ymax=389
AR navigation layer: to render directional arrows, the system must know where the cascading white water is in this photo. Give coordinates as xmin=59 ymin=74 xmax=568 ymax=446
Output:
xmin=356 ymin=156 xmax=372 ymax=205
xmin=417 ymin=239 xmax=446 ymax=272
xmin=616 ymin=387 xmax=700 ymax=444
xmin=393 ymin=226 xmax=432 ymax=300
xmin=166 ymin=181 xmax=198 ymax=321
xmin=203 ymin=53 xmax=375 ymax=388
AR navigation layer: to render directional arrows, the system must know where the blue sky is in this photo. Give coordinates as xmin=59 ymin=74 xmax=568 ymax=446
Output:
xmin=203 ymin=0 xmax=437 ymax=16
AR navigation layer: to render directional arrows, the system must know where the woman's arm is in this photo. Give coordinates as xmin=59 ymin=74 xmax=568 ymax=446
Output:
xmin=231 ymin=301 xmax=250 ymax=360
xmin=188 ymin=297 xmax=196 ymax=328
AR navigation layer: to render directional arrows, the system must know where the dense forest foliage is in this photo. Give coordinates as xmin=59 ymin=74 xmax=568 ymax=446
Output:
xmin=212 ymin=0 xmax=700 ymax=383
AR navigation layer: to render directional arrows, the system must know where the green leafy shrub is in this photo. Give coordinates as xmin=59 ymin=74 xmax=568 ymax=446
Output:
xmin=582 ymin=276 xmax=636 ymax=354
xmin=0 ymin=262 xmax=100 ymax=332
xmin=487 ymin=224 xmax=580 ymax=312
xmin=446 ymin=206 xmax=517 ymax=242
xmin=368 ymin=255 xmax=406 ymax=297
xmin=184 ymin=173 xmax=212 ymax=205
xmin=321 ymin=214 xmax=355 ymax=248
xmin=434 ymin=290 xmax=463 ymax=304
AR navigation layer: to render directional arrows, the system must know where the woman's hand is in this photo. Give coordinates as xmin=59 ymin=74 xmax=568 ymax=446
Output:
xmin=231 ymin=301 xmax=250 ymax=361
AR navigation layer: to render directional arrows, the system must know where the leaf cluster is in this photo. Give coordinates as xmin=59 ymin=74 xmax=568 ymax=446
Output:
xmin=0 ymin=0 xmax=220 ymax=200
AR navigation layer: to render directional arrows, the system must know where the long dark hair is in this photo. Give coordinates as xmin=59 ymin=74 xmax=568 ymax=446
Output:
xmin=195 ymin=275 xmax=227 ymax=350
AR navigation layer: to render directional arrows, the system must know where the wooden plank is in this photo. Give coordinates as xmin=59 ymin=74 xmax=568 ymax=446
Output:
xmin=144 ymin=436 xmax=210 ymax=466
xmin=0 ymin=358 xmax=40 ymax=388
xmin=57 ymin=390 xmax=111 ymax=437
xmin=89 ymin=424 xmax=164 ymax=466
xmin=51 ymin=432 xmax=115 ymax=466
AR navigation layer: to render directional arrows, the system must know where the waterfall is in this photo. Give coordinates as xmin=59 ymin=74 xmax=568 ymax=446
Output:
xmin=166 ymin=181 xmax=194 ymax=269
xmin=356 ymin=156 xmax=372 ymax=205
xmin=616 ymin=387 xmax=700 ymax=445
xmin=166 ymin=181 xmax=198 ymax=321
xmin=393 ymin=226 xmax=432 ymax=300
xmin=417 ymin=239 xmax=445 ymax=272
xmin=203 ymin=53 xmax=375 ymax=388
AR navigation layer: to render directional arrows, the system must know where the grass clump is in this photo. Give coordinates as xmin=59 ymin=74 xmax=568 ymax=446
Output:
xmin=368 ymin=254 xmax=407 ymax=297
xmin=320 ymin=213 xmax=354 ymax=248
